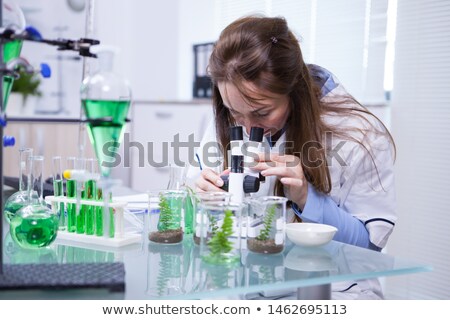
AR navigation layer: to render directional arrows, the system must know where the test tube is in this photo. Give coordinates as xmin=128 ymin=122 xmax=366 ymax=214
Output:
xmin=84 ymin=158 xmax=97 ymax=235
xmin=66 ymin=157 xmax=77 ymax=232
xmin=75 ymin=158 xmax=86 ymax=234
xmin=52 ymin=156 xmax=66 ymax=231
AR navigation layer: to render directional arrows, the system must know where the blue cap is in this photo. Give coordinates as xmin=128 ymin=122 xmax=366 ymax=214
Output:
xmin=40 ymin=63 xmax=51 ymax=78
xmin=0 ymin=115 xmax=6 ymax=127
xmin=3 ymin=136 xmax=15 ymax=147
xmin=25 ymin=26 xmax=43 ymax=40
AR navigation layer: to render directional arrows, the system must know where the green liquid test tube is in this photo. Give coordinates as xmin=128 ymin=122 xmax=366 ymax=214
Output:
xmin=66 ymin=179 xmax=76 ymax=232
xmin=77 ymin=189 xmax=86 ymax=234
xmin=85 ymin=179 xmax=96 ymax=235
xmin=53 ymin=179 xmax=65 ymax=229
xmin=84 ymin=158 xmax=97 ymax=235
xmin=95 ymin=188 xmax=103 ymax=236
xmin=95 ymin=188 xmax=115 ymax=237
xmin=66 ymin=157 xmax=77 ymax=232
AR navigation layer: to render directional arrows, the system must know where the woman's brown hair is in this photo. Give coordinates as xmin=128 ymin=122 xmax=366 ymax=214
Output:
xmin=208 ymin=15 xmax=395 ymax=196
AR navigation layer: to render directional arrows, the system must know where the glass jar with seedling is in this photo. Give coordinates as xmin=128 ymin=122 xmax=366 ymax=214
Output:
xmin=193 ymin=192 xmax=232 ymax=246
xmin=199 ymin=202 xmax=243 ymax=266
xmin=148 ymin=190 xmax=187 ymax=244
xmin=166 ymin=164 xmax=195 ymax=235
xmin=247 ymin=196 xmax=287 ymax=254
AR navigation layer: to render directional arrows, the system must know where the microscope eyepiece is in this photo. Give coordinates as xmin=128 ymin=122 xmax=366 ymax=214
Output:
xmin=249 ymin=127 xmax=264 ymax=142
xmin=230 ymin=126 xmax=243 ymax=141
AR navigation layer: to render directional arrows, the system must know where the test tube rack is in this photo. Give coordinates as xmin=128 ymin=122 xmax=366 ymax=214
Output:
xmin=45 ymin=196 xmax=142 ymax=248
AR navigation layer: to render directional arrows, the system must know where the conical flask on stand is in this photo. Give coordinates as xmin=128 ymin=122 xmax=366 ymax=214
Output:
xmin=80 ymin=45 xmax=131 ymax=178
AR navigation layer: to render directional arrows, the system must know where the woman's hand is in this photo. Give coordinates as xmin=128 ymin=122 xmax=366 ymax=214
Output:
xmin=254 ymin=153 xmax=308 ymax=210
xmin=195 ymin=168 xmax=229 ymax=192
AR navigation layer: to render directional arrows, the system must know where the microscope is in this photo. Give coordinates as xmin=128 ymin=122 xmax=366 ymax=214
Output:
xmin=220 ymin=126 xmax=265 ymax=203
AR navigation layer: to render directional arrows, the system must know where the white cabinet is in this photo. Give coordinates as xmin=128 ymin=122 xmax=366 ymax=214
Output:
xmin=130 ymin=102 xmax=213 ymax=192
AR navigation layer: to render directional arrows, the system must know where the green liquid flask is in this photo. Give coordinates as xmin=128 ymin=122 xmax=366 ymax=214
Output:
xmin=10 ymin=156 xmax=58 ymax=249
xmin=4 ymin=148 xmax=33 ymax=224
xmin=3 ymin=40 xmax=23 ymax=109
xmin=1 ymin=1 xmax=25 ymax=110
xmin=80 ymin=46 xmax=132 ymax=178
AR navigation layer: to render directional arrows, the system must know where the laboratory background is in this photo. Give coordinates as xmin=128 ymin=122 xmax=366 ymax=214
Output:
xmin=0 ymin=0 xmax=448 ymax=300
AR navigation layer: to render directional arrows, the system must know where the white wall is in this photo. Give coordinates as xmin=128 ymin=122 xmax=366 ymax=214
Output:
xmin=95 ymin=0 xmax=180 ymax=101
xmin=16 ymin=0 xmax=85 ymax=117
xmin=176 ymin=0 xmax=216 ymax=100
xmin=384 ymin=0 xmax=450 ymax=299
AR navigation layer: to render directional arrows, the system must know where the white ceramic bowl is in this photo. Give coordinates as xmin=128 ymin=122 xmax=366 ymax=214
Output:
xmin=285 ymin=223 xmax=338 ymax=247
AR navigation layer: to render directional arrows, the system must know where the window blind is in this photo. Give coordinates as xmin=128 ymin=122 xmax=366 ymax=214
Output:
xmin=384 ymin=0 xmax=450 ymax=299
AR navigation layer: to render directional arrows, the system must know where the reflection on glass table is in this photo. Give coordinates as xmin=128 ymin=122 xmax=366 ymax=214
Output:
xmin=2 ymin=231 xmax=431 ymax=300
xmin=139 ymin=236 xmax=431 ymax=300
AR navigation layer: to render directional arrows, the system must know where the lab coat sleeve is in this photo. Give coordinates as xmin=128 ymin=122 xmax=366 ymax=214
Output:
xmin=293 ymin=132 xmax=396 ymax=250
xmin=292 ymin=184 xmax=371 ymax=248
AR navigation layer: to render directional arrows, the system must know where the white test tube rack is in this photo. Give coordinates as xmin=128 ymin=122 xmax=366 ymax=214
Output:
xmin=45 ymin=195 xmax=142 ymax=248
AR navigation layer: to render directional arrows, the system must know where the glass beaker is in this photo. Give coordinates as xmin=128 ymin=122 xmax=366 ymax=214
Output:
xmin=193 ymin=192 xmax=231 ymax=246
xmin=247 ymin=196 xmax=287 ymax=254
xmin=167 ymin=164 xmax=187 ymax=190
xmin=4 ymin=148 xmax=33 ymax=223
xmin=10 ymin=156 xmax=59 ymax=249
xmin=148 ymin=190 xmax=187 ymax=244
xmin=199 ymin=202 xmax=243 ymax=266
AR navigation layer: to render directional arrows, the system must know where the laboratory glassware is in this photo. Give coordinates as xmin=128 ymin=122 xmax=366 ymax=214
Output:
xmin=10 ymin=156 xmax=58 ymax=249
xmin=4 ymin=148 xmax=33 ymax=223
xmin=1 ymin=0 xmax=26 ymax=110
xmin=247 ymin=196 xmax=287 ymax=254
xmin=52 ymin=156 xmax=66 ymax=230
xmin=148 ymin=190 xmax=187 ymax=244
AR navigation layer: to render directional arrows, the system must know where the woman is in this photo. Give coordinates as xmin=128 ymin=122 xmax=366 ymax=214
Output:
xmin=187 ymin=16 xmax=396 ymax=299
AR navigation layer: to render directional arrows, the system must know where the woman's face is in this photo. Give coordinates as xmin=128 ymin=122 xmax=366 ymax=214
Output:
xmin=218 ymin=81 xmax=290 ymax=136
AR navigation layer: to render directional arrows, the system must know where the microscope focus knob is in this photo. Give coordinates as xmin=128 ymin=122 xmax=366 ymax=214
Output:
xmin=243 ymin=175 xmax=260 ymax=193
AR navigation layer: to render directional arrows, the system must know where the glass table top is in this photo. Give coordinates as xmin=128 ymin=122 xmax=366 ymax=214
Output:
xmin=2 ymin=229 xmax=431 ymax=300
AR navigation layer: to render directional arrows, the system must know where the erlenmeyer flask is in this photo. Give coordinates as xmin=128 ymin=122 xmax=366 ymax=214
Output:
xmin=10 ymin=156 xmax=59 ymax=249
xmin=167 ymin=164 xmax=194 ymax=234
xmin=80 ymin=45 xmax=132 ymax=177
xmin=4 ymin=148 xmax=34 ymax=223
xmin=2 ymin=0 xmax=26 ymax=110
